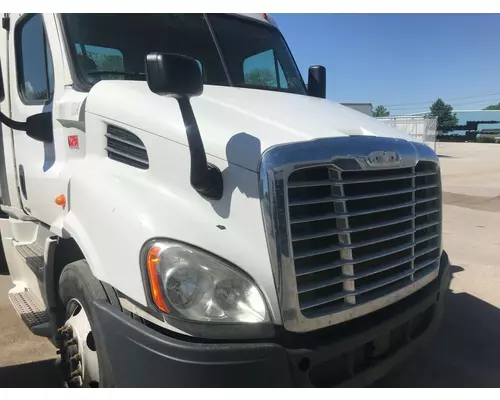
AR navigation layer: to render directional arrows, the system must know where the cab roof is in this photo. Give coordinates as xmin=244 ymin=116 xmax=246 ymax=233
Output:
xmin=232 ymin=13 xmax=278 ymax=28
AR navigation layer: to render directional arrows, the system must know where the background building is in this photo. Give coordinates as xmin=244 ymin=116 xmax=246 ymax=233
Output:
xmin=341 ymin=103 xmax=372 ymax=116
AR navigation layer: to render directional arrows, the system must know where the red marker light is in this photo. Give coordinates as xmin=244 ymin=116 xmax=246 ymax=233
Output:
xmin=68 ymin=135 xmax=79 ymax=149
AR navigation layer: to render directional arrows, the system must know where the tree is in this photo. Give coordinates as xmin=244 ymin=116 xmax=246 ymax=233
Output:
xmin=244 ymin=68 xmax=276 ymax=87
xmin=88 ymin=52 xmax=124 ymax=71
xmin=373 ymin=105 xmax=390 ymax=117
xmin=428 ymin=98 xmax=458 ymax=133
xmin=484 ymin=102 xmax=500 ymax=110
xmin=77 ymin=52 xmax=124 ymax=72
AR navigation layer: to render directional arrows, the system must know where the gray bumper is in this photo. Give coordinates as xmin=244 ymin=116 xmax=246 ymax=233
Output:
xmin=92 ymin=251 xmax=451 ymax=387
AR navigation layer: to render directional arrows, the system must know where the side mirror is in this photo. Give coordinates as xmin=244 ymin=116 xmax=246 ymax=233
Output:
xmin=145 ymin=53 xmax=203 ymax=98
xmin=0 ymin=59 xmax=5 ymax=103
xmin=145 ymin=53 xmax=222 ymax=200
xmin=26 ymin=113 xmax=53 ymax=143
xmin=308 ymin=65 xmax=326 ymax=99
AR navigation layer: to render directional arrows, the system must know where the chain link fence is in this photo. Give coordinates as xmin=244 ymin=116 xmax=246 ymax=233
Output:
xmin=377 ymin=115 xmax=438 ymax=151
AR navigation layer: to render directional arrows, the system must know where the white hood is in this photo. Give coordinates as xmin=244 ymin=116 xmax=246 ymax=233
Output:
xmin=86 ymin=81 xmax=411 ymax=172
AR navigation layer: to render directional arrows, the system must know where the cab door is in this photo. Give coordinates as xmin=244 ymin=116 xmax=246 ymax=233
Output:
xmin=7 ymin=13 xmax=56 ymax=219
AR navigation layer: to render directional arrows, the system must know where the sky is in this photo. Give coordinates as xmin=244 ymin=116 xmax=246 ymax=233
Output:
xmin=273 ymin=13 xmax=500 ymax=115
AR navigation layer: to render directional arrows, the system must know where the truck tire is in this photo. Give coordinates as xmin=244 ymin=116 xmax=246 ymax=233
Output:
xmin=58 ymin=260 xmax=114 ymax=388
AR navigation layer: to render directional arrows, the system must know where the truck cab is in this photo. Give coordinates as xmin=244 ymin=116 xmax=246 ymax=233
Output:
xmin=0 ymin=13 xmax=450 ymax=387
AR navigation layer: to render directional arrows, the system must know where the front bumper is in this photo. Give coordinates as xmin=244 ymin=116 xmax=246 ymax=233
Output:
xmin=93 ymin=251 xmax=451 ymax=387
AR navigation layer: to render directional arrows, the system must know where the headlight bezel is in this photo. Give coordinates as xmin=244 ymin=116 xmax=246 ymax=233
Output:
xmin=140 ymin=238 xmax=272 ymax=328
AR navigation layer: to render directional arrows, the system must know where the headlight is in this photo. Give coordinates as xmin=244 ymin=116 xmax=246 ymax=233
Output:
xmin=142 ymin=240 xmax=269 ymax=324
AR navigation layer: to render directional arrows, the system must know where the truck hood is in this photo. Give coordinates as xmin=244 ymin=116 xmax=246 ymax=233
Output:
xmin=86 ymin=81 xmax=412 ymax=172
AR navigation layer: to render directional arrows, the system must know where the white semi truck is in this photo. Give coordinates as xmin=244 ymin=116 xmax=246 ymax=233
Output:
xmin=0 ymin=13 xmax=450 ymax=387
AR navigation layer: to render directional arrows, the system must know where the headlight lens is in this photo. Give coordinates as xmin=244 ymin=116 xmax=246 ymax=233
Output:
xmin=143 ymin=241 xmax=269 ymax=323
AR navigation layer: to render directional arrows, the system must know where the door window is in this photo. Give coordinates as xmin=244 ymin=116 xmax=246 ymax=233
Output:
xmin=15 ymin=14 xmax=54 ymax=104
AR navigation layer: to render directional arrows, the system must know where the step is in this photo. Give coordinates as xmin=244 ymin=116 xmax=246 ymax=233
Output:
xmin=8 ymin=289 xmax=50 ymax=329
xmin=15 ymin=243 xmax=45 ymax=281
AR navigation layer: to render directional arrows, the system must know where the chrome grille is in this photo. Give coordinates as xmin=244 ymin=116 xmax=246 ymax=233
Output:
xmin=287 ymin=161 xmax=441 ymax=319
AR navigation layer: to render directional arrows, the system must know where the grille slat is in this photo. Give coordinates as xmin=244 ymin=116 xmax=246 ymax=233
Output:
xmin=415 ymin=232 xmax=439 ymax=244
xmin=294 ymin=227 xmax=415 ymax=260
xmin=416 ymin=208 xmax=439 ymax=218
xmin=416 ymin=183 xmax=439 ymax=191
xmin=288 ymin=172 xmax=417 ymax=188
xmin=106 ymin=125 xmax=149 ymax=169
xmin=416 ymin=170 xmax=438 ymax=177
xmin=415 ymin=196 xmax=439 ymax=205
xmin=290 ymin=199 xmax=417 ymax=224
xmin=292 ymin=214 xmax=416 ymax=242
xmin=416 ymin=220 xmax=439 ymax=231
xmin=296 ymin=241 xmax=417 ymax=276
xmin=414 ymin=258 xmax=438 ymax=272
xmin=301 ymin=267 xmax=416 ymax=311
xmin=288 ymin=160 xmax=441 ymax=318
xmin=289 ymin=186 xmax=417 ymax=206
xmin=414 ymin=245 xmax=440 ymax=259
xmin=298 ymin=254 xmax=415 ymax=294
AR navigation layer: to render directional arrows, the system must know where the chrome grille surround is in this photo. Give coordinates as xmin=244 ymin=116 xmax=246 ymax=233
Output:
xmin=259 ymin=136 xmax=442 ymax=333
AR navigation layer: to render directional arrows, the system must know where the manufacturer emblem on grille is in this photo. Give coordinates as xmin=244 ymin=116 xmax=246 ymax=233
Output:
xmin=365 ymin=151 xmax=401 ymax=167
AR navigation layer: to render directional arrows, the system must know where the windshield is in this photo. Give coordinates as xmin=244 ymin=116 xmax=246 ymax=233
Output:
xmin=61 ymin=13 xmax=306 ymax=95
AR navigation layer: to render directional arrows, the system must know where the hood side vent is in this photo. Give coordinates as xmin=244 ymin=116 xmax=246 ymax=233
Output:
xmin=106 ymin=125 xmax=149 ymax=170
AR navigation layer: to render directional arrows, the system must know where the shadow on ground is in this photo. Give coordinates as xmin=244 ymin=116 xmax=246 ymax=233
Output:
xmin=375 ymin=264 xmax=500 ymax=387
xmin=437 ymin=154 xmax=456 ymax=158
xmin=0 ymin=359 xmax=63 ymax=388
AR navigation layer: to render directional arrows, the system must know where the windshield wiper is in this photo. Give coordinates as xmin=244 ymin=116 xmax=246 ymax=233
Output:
xmin=87 ymin=70 xmax=146 ymax=78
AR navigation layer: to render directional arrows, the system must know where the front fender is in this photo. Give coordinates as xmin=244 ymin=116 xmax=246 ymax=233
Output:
xmin=62 ymin=149 xmax=281 ymax=324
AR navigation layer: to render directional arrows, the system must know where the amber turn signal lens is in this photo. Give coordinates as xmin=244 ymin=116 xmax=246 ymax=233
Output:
xmin=146 ymin=246 xmax=169 ymax=312
xmin=55 ymin=194 xmax=66 ymax=208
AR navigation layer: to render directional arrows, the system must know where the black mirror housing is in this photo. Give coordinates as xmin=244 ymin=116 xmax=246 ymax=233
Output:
xmin=26 ymin=113 xmax=53 ymax=143
xmin=145 ymin=53 xmax=203 ymax=99
xmin=308 ymin=65 xmax=326 ymax=99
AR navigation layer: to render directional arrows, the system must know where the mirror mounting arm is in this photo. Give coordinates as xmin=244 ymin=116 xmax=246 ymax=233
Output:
xmin=0 ymin=111 xmax=27 ymax=131
xmin=1 ymin=60 xmax=52 ymax=142
xmin=176 ymin=96 xmax=223 ymax=200
xmin=145 ymin=52 xmax=223 ymax=201
xmin=0 ymin=111 xmax=53 ymax=143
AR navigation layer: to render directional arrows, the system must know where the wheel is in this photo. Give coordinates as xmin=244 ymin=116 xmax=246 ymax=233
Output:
xmin=58 ymin=260 xmax=113 ymax=388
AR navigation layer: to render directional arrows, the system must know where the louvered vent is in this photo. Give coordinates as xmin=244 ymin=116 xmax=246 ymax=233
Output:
xmin=106 ymin=125 xmax=149 ymax=169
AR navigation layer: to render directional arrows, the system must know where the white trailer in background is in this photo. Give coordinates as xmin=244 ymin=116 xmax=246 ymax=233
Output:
xmin=341 ymin=102 xmax=373 ymax=117
xmin=377 ymin=115 xmax=438 ymax=151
